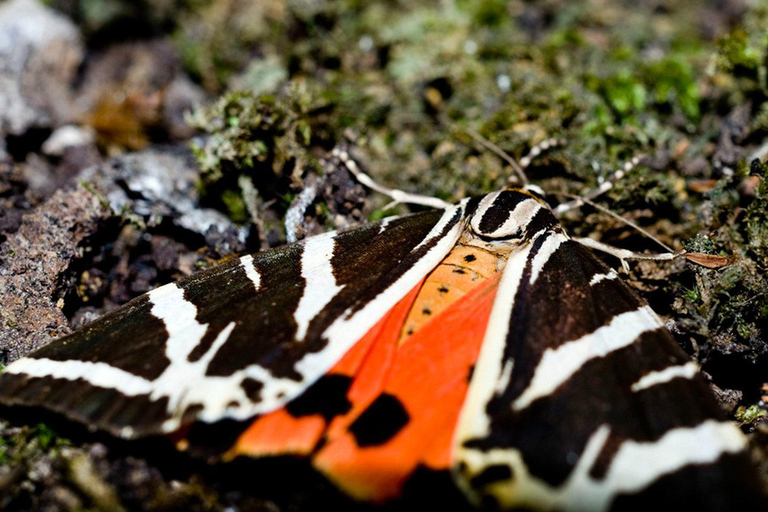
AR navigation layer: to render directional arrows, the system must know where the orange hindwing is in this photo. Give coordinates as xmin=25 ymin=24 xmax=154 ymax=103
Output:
xmin=232 ymin=242 xmax=506 ymax=501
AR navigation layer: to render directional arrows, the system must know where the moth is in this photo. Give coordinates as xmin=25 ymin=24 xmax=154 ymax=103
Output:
xmin=0 ymin=145 xmax=764 ymax=511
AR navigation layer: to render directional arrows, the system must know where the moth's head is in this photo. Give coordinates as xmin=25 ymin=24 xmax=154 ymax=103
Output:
xmin=468 ymin=187 xmax=558 ymax=242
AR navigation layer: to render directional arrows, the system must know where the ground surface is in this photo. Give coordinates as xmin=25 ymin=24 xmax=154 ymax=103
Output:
xmin=1 ymin=0 xmax=768 ymax=510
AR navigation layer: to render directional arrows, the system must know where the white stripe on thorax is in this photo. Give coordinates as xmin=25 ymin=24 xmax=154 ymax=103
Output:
xmin=471 ymin=193 xmax=543 ymax=239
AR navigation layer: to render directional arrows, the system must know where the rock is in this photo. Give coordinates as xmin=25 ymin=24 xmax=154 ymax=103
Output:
xmin=0 ymin=0 xmax=83 ymax=137
xmin=38 ymin=126 xmax=102 ymax=198
xmin=41 ymin=125 xmax=96 ymax=157
xmin=80 ymin=145 xmax=247 ymax=244
xmin=163 ymin=76 xmax=207 ymax=141
xmin=0 ymin=163 xmax=26 ymax=241
xmin=0 ymin=185 xmax=110 ymax=362
xmin=77 ymin=39 xmax=207 ymax=151
xmin=0 ymin=145 xmax=249 ymax=365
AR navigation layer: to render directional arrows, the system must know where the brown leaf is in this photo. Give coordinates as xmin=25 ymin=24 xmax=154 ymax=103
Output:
xmin=684 ymin=252 xmax=730 ymax=268
xmin=688 ymin=179 xmax=719 ymax=193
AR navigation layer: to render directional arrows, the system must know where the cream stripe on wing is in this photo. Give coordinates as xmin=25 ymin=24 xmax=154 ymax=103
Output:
xmin=147 ymin=284 xmax=302 ymax=427
xmin=630 ymin=362 xmax=699 ymax=392
xmin=529 ymin=233 xmax=567 ymax=285
xmin=8 ymin=283 xmax=304 ymax=433
xmin=293 ymin=233 xmax=344 ymax=342
xmin=454 ymin=236 xmax=534 ymax=441
xmin=296 ymin=204 xmax=466 ymax=382
xmin=589 ymin=269 xmax=618 ymax=286
xmin=475 ymin=420 xmax=747 ymax=511
xmin=512 ymin=305 xmax=662 ymax=411
xmin=240 ymin=255 xmax=261 ymax=291
xmin=5 ymin=357 xmax=154 ymax=396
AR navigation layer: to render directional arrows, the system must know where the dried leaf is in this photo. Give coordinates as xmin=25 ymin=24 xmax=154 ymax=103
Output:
xmin=688 ymin=179 xmax=719 ymax=193
xmin=684 ymin=252 xmax=731 ymax=268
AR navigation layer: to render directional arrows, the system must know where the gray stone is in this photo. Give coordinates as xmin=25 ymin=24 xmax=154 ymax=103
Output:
xmin=0 ymin=0 xmax=83 ymax=136
xmin=0 ymin=186 xmax=110 ymax=362
xmin=80 ymin=145 xmax=246 ymax=241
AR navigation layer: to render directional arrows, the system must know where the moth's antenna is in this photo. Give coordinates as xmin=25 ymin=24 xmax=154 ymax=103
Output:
xmin=333 ymin=146 xmax=451 ymax=210
xmin=464 ymin=128 xmax=529 ymax=185
xmin=552 ymin=155 xmax=644 ymax=216
xmin=550 ymin=155 xmax=681 ymax=267
xmin=518 ymin=138 xmax=568 ymax=171
xmin=464 ymin=130 xmax=567 ymax=187
xmin=561 ymin=192 xmax=674 ymax=253
xmin=573 ymin=236 xmax=678 ymax=272
xmin=555 ymin=157 xmax=726 ymax=270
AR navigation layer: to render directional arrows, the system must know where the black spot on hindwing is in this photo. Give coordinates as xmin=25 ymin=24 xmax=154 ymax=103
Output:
xmin=285 ymin=374 xmax=353 ymax=423
xmin=348 ymin=393 xmax=410 ymax=447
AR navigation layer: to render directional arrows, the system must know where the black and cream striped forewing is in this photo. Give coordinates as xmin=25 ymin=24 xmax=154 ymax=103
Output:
xmin=455 ymin=233 xmax=764 ymax=511
xmin=0 ymin=206 xmax=468 ymax=438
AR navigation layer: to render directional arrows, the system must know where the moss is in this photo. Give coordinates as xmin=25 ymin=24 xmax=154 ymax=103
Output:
xmin=187 ymin=86 xmax=338 ymax=223
xmin=735 ymin=405 xmax=768 ymax=424
xmin=743 ymin=168 xmax=768 ymax=263
xmin=220 ymin=189 xmax=248 ymax=223
xmin=670 ymin=158 xmax=768 ymax=356
xmin=171 ymin=1 xmax=287 ymax=92
xmin=683 ymin=233 xmax=719 ymax=254
xmin=597 ymin=67 xmax=649 ymax=117
xmin=188 ymin=89 xmax=312 ymax=179
xmin=712 ymin=4 xmax=768 ymax=105
xmin=0 ymin=423 xmax=67 ymax=469
xmin=645 ymin=56 xmax=701 ymax=120
xmin=34 ymin=424 xmax=58 ymax=451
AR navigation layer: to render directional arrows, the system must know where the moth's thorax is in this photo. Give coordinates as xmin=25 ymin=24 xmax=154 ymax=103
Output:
xmin=468 ymin=189 xmax=560 ymax=244
xmin=399 ymin=238 xmax=506 ymax=344
xmin=397 ymin=191 xmax=555 ymax=344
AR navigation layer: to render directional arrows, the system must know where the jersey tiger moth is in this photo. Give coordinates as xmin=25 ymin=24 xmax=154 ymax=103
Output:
xmin=0 ymin=147 xmax=764 ymax=511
